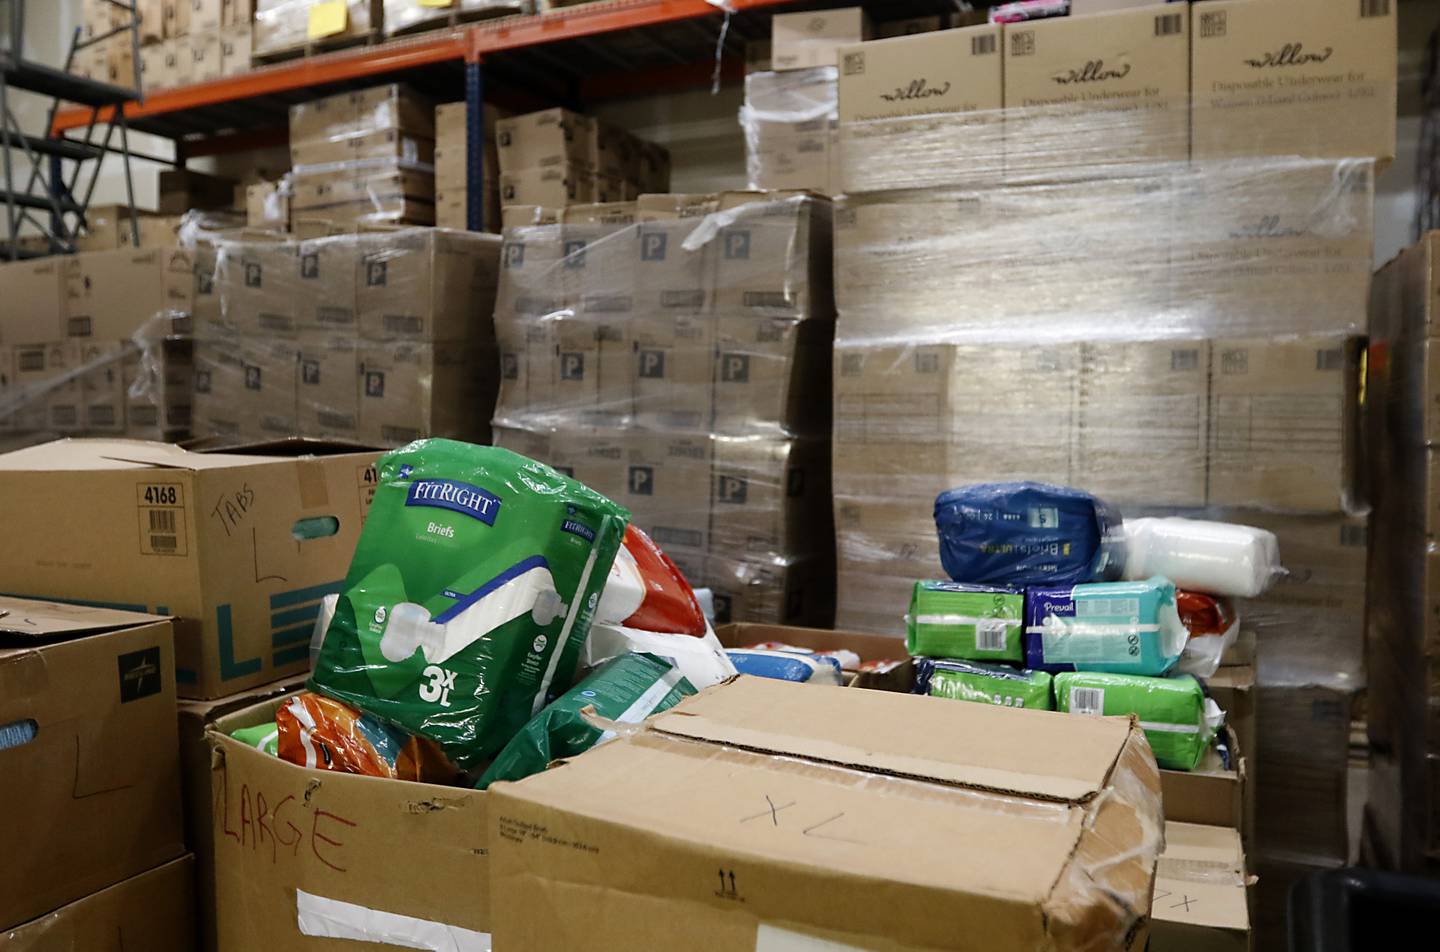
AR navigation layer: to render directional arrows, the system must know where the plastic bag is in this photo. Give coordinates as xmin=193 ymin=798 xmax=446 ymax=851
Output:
xmin=746 ymin=642 xmax=862 ymax=671
xmin=906 ymin=580 xmax=1025 ymax=662
xmin=934 ymin=482 xmax=1125 ymax=586
xmin=310 ymin=440 xmax=630 ymax=772
xmin=915 ymin=658 xmax=1054 ymax=710
xmin=231 ymin=721 xmax=279 ymax=756
xmin=1122 ymin=517 xmax=1283 ymax=598
xmin=476 ymin=652 xmax=695 ymax=789
xmin=1173 ymin=591 xmax=1241 ymax=680
xmin=726 ymin=649 xmax=843 ymax=685
xmin=583 ymin=622 xmax=737 ymax=690
xmin=272 ymin=692 xmax=456 ymax=783
xmin=1023 ymin=576 xmax=1187 ymax=676
xmin=595 ymin=524 xmax=707 ymax=636
xmin=1054 ymin=672 xmax=1223 ymax=772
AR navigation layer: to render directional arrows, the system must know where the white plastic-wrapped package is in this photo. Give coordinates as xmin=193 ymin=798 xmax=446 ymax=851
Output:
xmin=583 ymin=622 xmax=737 ymax=690
xmin=1122 ymin=517 xmax=1283 ymax=599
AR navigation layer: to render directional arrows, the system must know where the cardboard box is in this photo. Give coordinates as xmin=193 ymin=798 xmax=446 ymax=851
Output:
xmin=1003 ymin=4 xmax=1191 ymax=174
xmin=7 ymin=341 xmax=55 ymax=431
xmin=712 ymin=191 xmax=833 ymax=320
xmin=219 ymin=23 xmax=252 ymax=76
xmin=0 ymin=856 xmax=195 ymax=952
xmin=620 ymin=431 xmax=712 ymax=555
xmin=1148 ymin=823 xmax=1251 ymax=952
xmin=164 ymin=36 xmax=191 ymax=87
xmin=62 ymin=247 xmax=195 ymax=340
xmin=495 ymin=107 xmax=594 ymax=174
xmin=357 ymin=340 xmax=494 ymax=445
xmin=189 ymin=29 xmax=222 ymax=82
xmin=490 ymin=676 xmax=1162 ymax=950
xmin=0 ymin=256 xmax=64 ymax=343
xmin=209 ymin=695 xmax=490 ymax=951
xmin=245 ymin=180 xmax=289 ymax=229
xmin=163 ymin=0 xmax=188 ymax=38
xmin=772 ymin=6 xmax=872 ymax=71
xmin=356 ymin=228 xmax=501 ymax=341
xmin=746 ymin=127 xmax=837 ymax=194
xmin=1208 ymin=336 xmax=1361 ymax=512
xmin=0 ymin=598 xmax=184 ymax=930
xmin=0 ymin=440 xmax=378 ymax=698
xmin=1191 ymin=0 xmax=1397 ymax=163
xmin=713 ymin=621 xmax=905 ymax=668
xmin=713 ymin=316 xmax=831 ymax=436
xmin=131 ymin=214 xmax=188 ymax=249
xmin=289 ymin=128 xmax=435 ymax=170
xmin=710 ymin=434 xmax=830 ymax=559
xmin=158 ymin=168 xmax=236 ymax=214
xmin=222 ymin=0 xmax=251 ymax=28
xmin=219 ymin=240 xmax=300 ymax=336
xmin=877 ymin=15 xmax=945 ymax=38
xmin=838 ymin=25 xmax=1002 ymax=124
xmin=139 ymin=41 xmax=170 ymax=89
xmin=297 ymin=332 xmax=359 ymax=439
xmin=294 ymin=233 xmax=359 ymax=332
xmin=177 ymin=676 xmax=303 ymax=952
xmin=188 ymin=0 xmax=224 ymax=33
xmin=704 ymin=553 xmax=835 ymax=627
xmin=139 ymin=0 xmax=167 ymax=43
xmin=235 ymin=337 xmax=298 ymax=437
xmin=122 ymin=336 xmax=193 ymax=439
xmin=631 ymin=314 xmax=714 ymax=431
xmin=633 ymin=215 xmax=712 ymax=316
xmin=499 ymin=163 xmax=594 ymax=208
xmin=1075 ymin=340 xmax=1209 ymax=508
xmin=1159 ymin=726 xmax=1247 ymax=834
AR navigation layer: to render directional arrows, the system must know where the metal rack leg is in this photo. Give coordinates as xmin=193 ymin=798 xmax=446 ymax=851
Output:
xmin=117 ymin=111 xmax=139 ymax=247
xmin=466 ymin=59 xmax=485 ymax=233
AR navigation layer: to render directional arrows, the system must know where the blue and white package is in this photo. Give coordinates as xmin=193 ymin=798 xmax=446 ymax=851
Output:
xmin=726 ymin=649 xmax=843 ymax=685
xmin=1023 ymin=576 xmax=1187 ymax=676
xmin=934 ymin=482 xmax=1125 ymax=587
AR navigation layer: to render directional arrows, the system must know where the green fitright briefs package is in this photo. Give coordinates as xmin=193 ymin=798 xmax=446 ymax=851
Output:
xmin=311 ymin=440 xmax=630 ymax=772
xmin=477 ymin=651 xmax=695 ymax=788
xmin=915 ymin=657 xmax=1053 ymax=710
xmin=907 ymin=581 xmax=1025 ymax=662
xmin=1054 ymin=672 xmax=1223 ymax=771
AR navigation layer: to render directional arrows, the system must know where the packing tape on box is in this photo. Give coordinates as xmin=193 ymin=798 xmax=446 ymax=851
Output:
xmin=296 ymin=890 xmax=490 ymax=952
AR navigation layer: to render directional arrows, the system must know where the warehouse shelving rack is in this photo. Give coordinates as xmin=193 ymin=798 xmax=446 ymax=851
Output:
xmin=49 ymin=1 xmax=965 ymax=231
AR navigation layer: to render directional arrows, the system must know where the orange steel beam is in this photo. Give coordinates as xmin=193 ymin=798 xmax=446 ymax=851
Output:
xmin=469 ymin=0 xmax=795 ymax=57
xmin=53 ymin=32 xmax=468 ymax=134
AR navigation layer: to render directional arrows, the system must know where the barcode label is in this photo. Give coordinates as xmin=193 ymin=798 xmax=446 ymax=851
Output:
xmin=976 ymin=619 xmax=1009 ymax=653
xmin=842 ymin=51 xmax=865 ymax=75
xmin=1155 ymin=13 xmax=1183 ymax=37
xmin=1071 ymin=687 xmax=1105 ymax=716
xmin=1199 ymin=10 xmax=1226 ymax=38
xmin=972 ymin=33 xmax=997 ymax=56
xmin=1010 ymin=30 xmax=1035 ymax=57
xmin=1361 ymin=0 xmax=1389 ymax=17
xmin=149 ymin=534 xmax=176 ymax=552
xmin=149 ymin=509 xmax=176 ymax=533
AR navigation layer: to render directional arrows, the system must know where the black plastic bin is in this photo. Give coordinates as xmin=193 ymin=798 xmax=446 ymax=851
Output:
xmin=1289 ymin=867 xmax=1440 ymax=950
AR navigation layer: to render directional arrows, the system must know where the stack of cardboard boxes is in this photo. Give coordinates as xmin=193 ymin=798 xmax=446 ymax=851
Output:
xmin=191 ymin=226 xmax=502 ymax=446
xmin=435 ymin=101 xmax=503 ymax=232
xmin=828 ymin=2 xmax=1393 ymax=940
xmin=491 ymin=191 xmax=835 ymax=625
xmin=288 ymin=84 xmax=437 ymax=226
xmin=495 ymin=107 xmax=670 ymax=211
xmin=251 ymin=0 xmax=380 ymax=58
xmin=131 ymin=0 xmax=253 ymax=91
xmin=0 ymin=246 xmax=198 ymax=449
xmin=382 ymin=0 xmax=527 ymax=36
xmin=1365 ymin=234 xmax=1440 ymax=877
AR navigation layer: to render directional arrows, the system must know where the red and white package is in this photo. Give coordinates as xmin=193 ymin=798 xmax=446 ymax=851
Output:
xmin=595 ymin=524 xmax=707 ymax=636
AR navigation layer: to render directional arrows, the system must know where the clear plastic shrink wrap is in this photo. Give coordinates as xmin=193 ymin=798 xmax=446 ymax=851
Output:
xmin=490 ymin=192 xmax=836 ymax=624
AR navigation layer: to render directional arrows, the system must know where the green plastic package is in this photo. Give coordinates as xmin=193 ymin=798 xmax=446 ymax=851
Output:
xmin=477 ymin=651 xmax=694 ymax=789
xmin=231 ymin=721 xmax=278 ymax=755
xmin=915 ymin=658 xmax=1053 ymax=710
xmin=1054 ymin=672 xmax=1223 ymax=771
xmin=310 ymin=440 xmax=630 ymax=772
xmin=906 ymin=581 xmax=1025 ymax=662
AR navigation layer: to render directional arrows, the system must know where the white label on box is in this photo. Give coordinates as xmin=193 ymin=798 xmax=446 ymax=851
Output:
xmin=295 ymin=890 xmax=490 ymax=952
xmin=757 ymin=924 xmax=866 ymax=951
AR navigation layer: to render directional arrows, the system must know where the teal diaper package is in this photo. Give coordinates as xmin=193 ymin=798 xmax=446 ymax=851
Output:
xmin=1054 ymin=671 xmax=1222 ymax=771
xmin=906 ymin=581 xmax=1025 ymax=662
xmin=310 ymin=440 xmax=630 ymax=772
xmin=477 ymin=652 xmax=694 ymax=789
xmin=915 ymin=658 xmax=1053 ymax=710
xmin=1024 ymin=576 xmax=1186 ymax=675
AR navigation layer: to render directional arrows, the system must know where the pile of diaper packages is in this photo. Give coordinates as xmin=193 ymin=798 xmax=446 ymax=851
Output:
xmin=912 ymin=482 xmax=1282 ymax=771
xmin=230 ymin=438 xmax=737 ymax=788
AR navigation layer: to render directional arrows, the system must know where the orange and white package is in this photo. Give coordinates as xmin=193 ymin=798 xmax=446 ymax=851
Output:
xmin=275 ymin=691 xmax=457 ymax=784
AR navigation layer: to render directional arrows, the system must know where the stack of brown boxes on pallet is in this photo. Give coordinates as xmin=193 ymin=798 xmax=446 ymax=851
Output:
xmin=190 ymin=221 xmax=502 ymax=446
xmin=1365 ymin=234 xmax=1440 ymax=877
xmin=251 ymin=0 xmax=380 ymax=58
xmin=495 ymin=107 xmax=670 ymax=211
xmin=829 ymin=2 xmax=1393 ymax=945
xmin=435 ymin=101 xmax=503 ymax=232
xmin=134 ymin=0 xmax=253 ymax=90
xmin=0 ymin=244 xmax=198 ymax=451
xmin=289 ymin=84 xmax=437 ymax=227
xmin=382 ymin=0 xmax=528 ymax=37
xmin=0 ymin=438 xmax=381 ymax=952
xmin=491 ymin=189 xmax=835 ymax=625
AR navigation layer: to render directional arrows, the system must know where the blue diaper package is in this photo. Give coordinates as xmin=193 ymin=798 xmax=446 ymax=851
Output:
xmin=1023 ymin=576 xmax=1187 ymax=675
xmin=934 ymin=482 xmax=1125 ymax=587
xmin=726 ymin=649 xmax=843 ymax=685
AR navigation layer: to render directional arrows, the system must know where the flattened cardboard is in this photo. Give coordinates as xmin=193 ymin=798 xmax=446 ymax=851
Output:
xmin=0 ymin=440 xmax=378 ymax=698
xmin=0 ymin=597 xmax=184 ymax=930
xmin=209 ymin=697 xmax=490 ymax=951
xmin=0 ymin=856 xmax=196 ymax=952
xmin=490 ymin=676 xmax=1162 ymax=951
